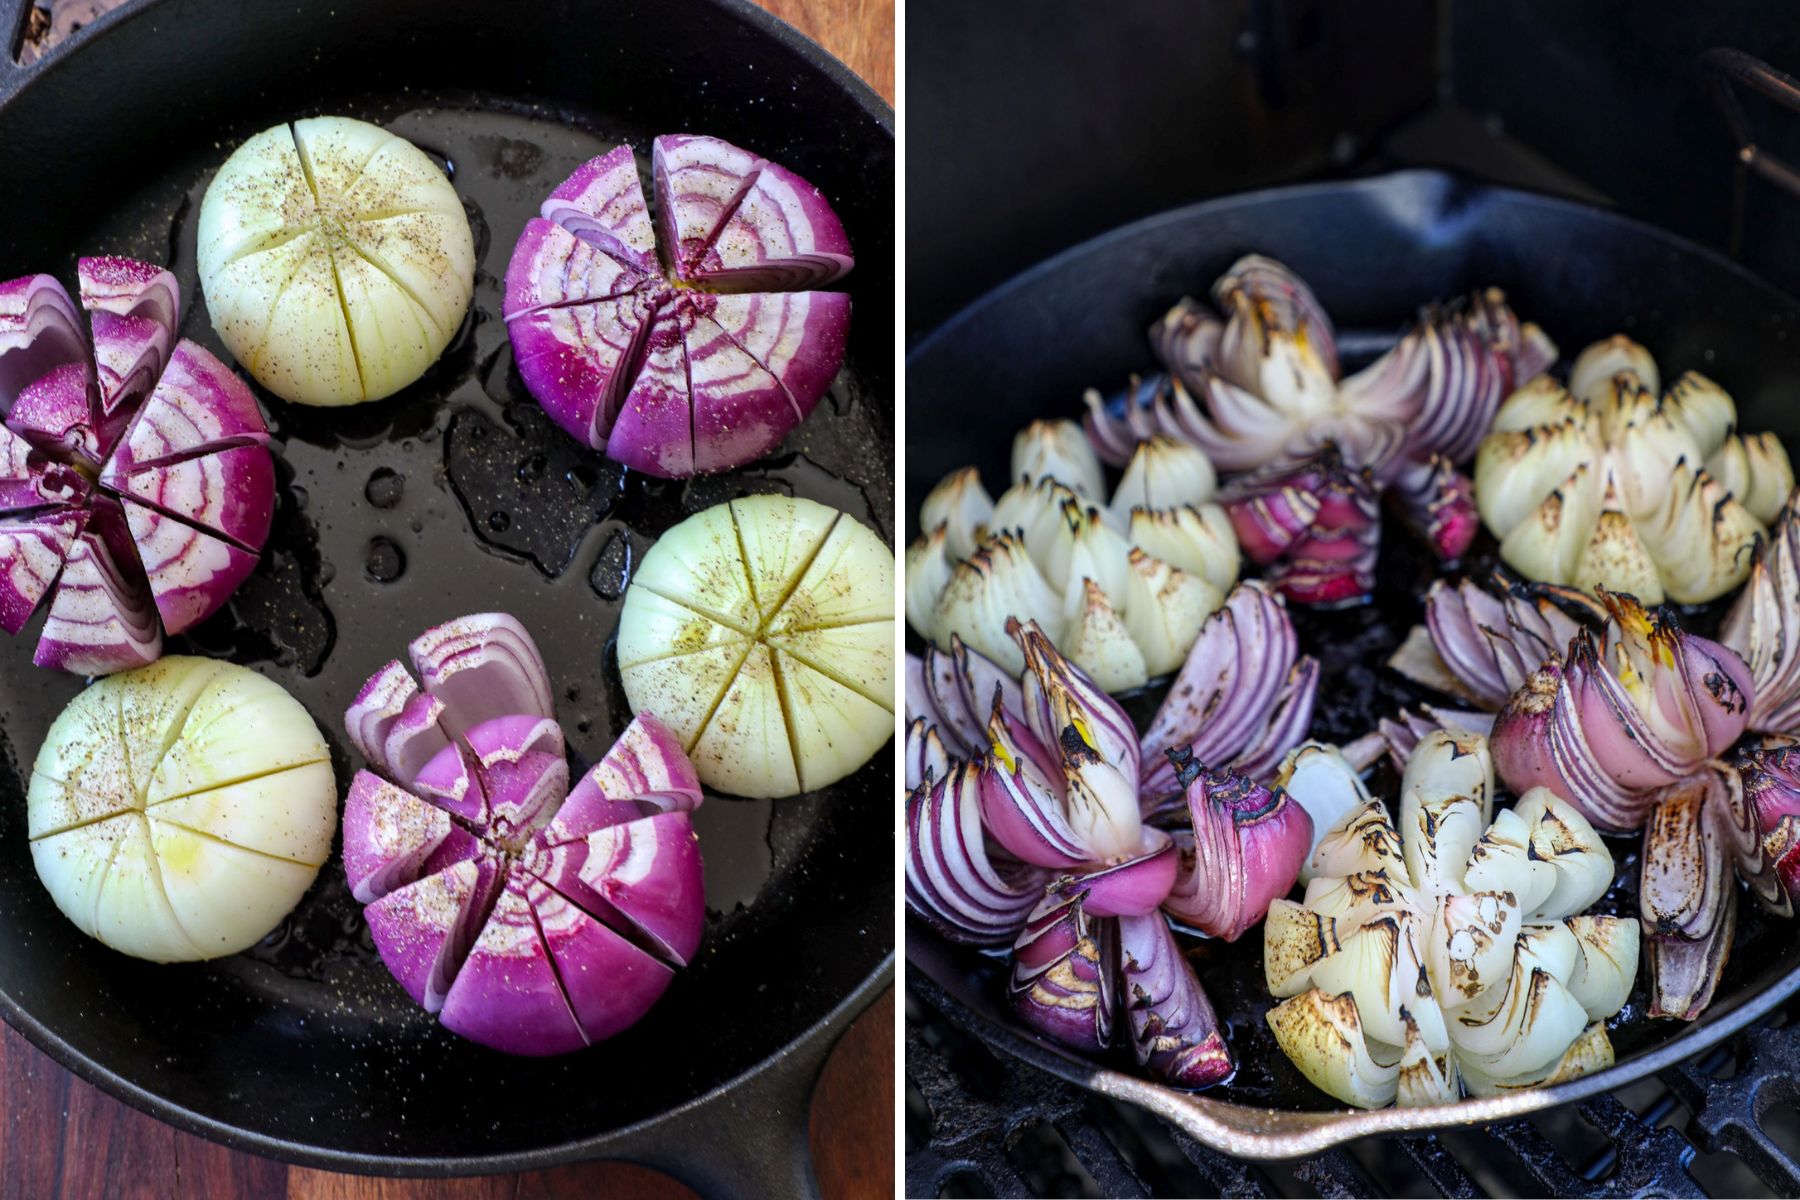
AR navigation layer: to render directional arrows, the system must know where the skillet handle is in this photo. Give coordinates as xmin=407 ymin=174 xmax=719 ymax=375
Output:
xmin=624 ymin=1024 xmax=836 ymax=1200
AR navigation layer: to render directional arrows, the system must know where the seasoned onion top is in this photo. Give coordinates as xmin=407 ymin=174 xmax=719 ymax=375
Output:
xmin=197 ymin=116 xmax=475 ymax=407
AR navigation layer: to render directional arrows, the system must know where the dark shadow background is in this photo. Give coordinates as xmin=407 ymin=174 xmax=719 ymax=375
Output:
xmin=906 ymin=0 xmax=1800 ymax=340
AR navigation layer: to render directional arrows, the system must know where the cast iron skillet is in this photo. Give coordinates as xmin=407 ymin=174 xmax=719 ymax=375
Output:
xmin=0 ymin=0 xmax=893 ymax=1190
xmin=906 ymin=169 xmax=1800 ymax=1157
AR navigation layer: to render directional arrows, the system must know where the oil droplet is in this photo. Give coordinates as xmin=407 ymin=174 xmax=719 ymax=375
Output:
xmin=518 ymin=453 xmax=547 ymax=483
xmin=364 ymin=537 xmax=406 ymax=583
xmin=488 ymin=511 xmax=512 ymax=532
xmin=365 ymin=467 xmax=404 ymax=509
xmin=290 ymin=485 xmax=310 ymax=512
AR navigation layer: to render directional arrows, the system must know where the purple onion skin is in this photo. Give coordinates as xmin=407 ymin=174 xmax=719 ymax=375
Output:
xmin=505 ymin=138 xmax=852 ymax=478
xmin=1118 ymin=912 xmax=1235 ymax=1088
xmin=346 ymin=624 xmax=709 ymax=1055
xmin=539 ymin=144 xmax=659 ymax=274
xmin=440 ymin=874 xmax=590 ymax=1057
xmin=503 ymin=218 xmax=645 ymax=320
xmin=365 ymin=854 xmax=501 ymax=1014
xmin=0 ymin=260 xmax=274 ymax=672
xmin=1162 ymin=762 xmax=1312 ymax=942
xmin=522 ymin=874 xmax=675 ymax=1043
xmin=342 ymin=770 xmax=453 ymax=905
xmin=906 ymin=762 xmax=1045 ymax=947
xmin=527 ymin=811 xmax=705 ymax=966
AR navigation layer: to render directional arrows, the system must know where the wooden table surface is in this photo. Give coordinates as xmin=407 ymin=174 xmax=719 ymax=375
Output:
xmin=0 ymin=2 xmax=894 ymax=1197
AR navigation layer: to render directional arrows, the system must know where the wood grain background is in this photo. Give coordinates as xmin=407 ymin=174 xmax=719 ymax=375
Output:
xmin=0 ymin=1 xmax=894 ymax=1197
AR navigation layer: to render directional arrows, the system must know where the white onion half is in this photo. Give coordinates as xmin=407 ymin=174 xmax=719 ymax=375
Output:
xmin=617 ymin=495 xmax=894 ymax=798
xmin=27 ymin=657 xmax=335 ymax=961
xmin=198 ymin=116 xmax=475 ymax=406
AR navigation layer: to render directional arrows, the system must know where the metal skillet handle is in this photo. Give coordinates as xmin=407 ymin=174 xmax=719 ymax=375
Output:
xmin=1700 ymin=47 xmax=1800 ymax=256
xmin=622 ymin=1019 xmax=839 ymax=1199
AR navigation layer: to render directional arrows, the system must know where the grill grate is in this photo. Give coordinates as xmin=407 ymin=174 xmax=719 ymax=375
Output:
xmin=906 ymin=982 xmax=1800 ymax=1198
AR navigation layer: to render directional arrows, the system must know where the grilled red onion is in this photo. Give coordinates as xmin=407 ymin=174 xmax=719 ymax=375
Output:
xmin=1160 ymin=750 xmax=1313 ymax=942
xmin=506 ymin=137 xmax=852 ymax=478
xmin=343 ymin=615 xmax=705 ymax=1055
xmin=1139 ymin=580 xmax=1319 ymax=802
xmin=1118 ymin=911 xmax=1234 ymax=1087
xmin=1009 ymin=884 xmax=1117 ymax=1053
xmin=0 ymin=262 xmax=275 ymax=672
xmin=1490 ymin=590 xmax=1752 ymax=833
xmin=1738 ymin=743 xmax=1800 ymax=916
xmin=1638 ymin=765 xmax=1761 ymax=1020
xmin=905 ymin=761 xmax=1044 ymax=946
xmin=1221 ymin=446 xmax=1381 ymax=606
xmin=1088 ymin=257 xmax=1552 ymax=602
xmin=1722 ymin=490 xmax=1800 ymax=734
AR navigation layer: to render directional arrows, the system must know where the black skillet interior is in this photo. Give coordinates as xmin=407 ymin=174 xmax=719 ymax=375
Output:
xmin=906 ymin=169 xmax=1800 ymax=1112
xmin=0 ymin=0 xmax=893 ymax=1175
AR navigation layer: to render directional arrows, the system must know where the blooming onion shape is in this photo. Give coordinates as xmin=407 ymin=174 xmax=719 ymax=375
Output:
xmin=904 ymin=583 xmax=1319 ymax=1086
xmin=1473 ymin=335 xmax=1794 ymax=604
xmin=1083 ymin=255 xmax=1555 ymax=605
xmin=907 ymin=420 xmax=1240 ymax=691
xmin=343 ymin=613 xmax=705 ymax=1055
xmin=1265 ymin=730 xmax=1638 ymax=1108
xmin=0 ymin=259 xmax=276 ymax=673
xmin=1385 ymin=571 xmax=1790 ymax=1021
xmin=504 ymin=135 xmax=852 ymax=478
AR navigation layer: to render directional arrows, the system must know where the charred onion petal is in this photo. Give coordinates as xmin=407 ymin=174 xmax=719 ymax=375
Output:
xmin=1640 ymin=769 xmax=1756 ymax=1020
xmin=1722 ymin=490 xmax=1800 ymax=733
xmin=1009 ymin=885 xmax=1118 ymax=1054
xmin=1264 ymin=731 xmax=1636 ymax=1107
xmin=1013 ymin=418 xmax=1105 ymax=498
xmin=1118 ymin=911 xmax=1234 ymax=1088
xmin=1162 ymin=765 xmax=1312 ymax=941
xmin=1476 ymin=337 xmax=1784 ymax=602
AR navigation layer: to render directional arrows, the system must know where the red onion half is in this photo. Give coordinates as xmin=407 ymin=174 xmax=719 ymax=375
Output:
xmin=505 ymin=137 xmax=853 ymax=478
xmin=343 ymin=613 xmax=705 ymax=1056
xmin=0 ymin=259 xmax=276 ymax=674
